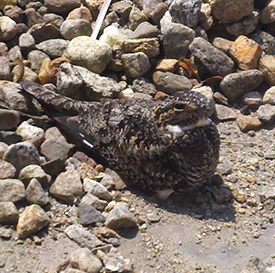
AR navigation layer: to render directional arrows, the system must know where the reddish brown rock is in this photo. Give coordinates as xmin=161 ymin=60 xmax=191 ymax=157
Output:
xmin=229 ymin=35 xmax=262 ymax=70
xmin=236 ymin=114 xmax=262 ymax=132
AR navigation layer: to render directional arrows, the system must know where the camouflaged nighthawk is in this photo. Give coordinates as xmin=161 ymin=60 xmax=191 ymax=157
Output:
xmin=21 ymin=81 xmax=220 ymax=197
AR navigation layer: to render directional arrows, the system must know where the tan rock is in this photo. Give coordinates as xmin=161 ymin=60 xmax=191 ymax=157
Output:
xmin=260 ymin=0 xmax=275 ymax=24
xmin=66 ymin=6 xmax=93 ymax=22
xmin=212 ymin=37 xmax=234 ymax=54
xmin=17 ymin=204 xmax=50 ymax=239
xmin=38 ymin=57 xmax=51 ymax=84
xmin=0 ymin=0 xmax=17 ymax=10
xmin=229 ymin=35 xmax=263 ymax=70
xmin=155 ymin=59 xmax=179 ymax=72
xmin=259 ymin=55 xmax=275 ymax=86
xmin=236 ymin=114 xmax=262 ymax=132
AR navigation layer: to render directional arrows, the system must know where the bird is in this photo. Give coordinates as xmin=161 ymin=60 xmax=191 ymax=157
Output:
xmin=21 ymin=81 xmax=220 ymax=198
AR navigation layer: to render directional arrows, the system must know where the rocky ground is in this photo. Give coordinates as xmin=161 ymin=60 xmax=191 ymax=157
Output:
xmin=1 ymin=0 xmax=275 ymax=272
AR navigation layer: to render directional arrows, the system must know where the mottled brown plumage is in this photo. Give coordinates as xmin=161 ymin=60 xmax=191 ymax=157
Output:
xmin=21 ymin=81 xmax=220 ymax=194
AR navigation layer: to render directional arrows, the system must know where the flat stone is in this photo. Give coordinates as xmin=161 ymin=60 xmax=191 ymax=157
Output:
xmin=0 ymin=159 xmax=16 ymax=179
xmin=242 ymin=92 xmax=262 ymax=109
xmin=40 ymin=136 xmax=74 ymax=162
xmin=162 ymin=19 xmax=195 ymax=59
xmin=83 ymin=178 xmax=112 ymax=201
xmin=19 ymin=164 xmax=50 ymax=187
xmin=155 ymin=59 xmax=179 ymax=72
xmin=152 ymin=71 xmax=193 ymax=95
xmin=113 ymin=38 xmax=160 ymax=58
xmin=130 ymin=21 xmax=160 ymax=39
xmin=25 ymin=178 xmax=49 ymax=206
xmin=78 ymin=202 xmax=105 ymax=225
xmin=0 ymin=82 xmax=30 ymax=113
xmin=229 ymin=35 xmax=263 ymax=70
xmin=257 ymin=104 xmax=275 ymax=123
xmin=212 ymin=37 xmax=233 ymax=54
xmin=0 ymin=16 xmax=18 ymax=42
xmin=236 ymin=114 xmax=262 ymax=132
xmin=65 ymin=224 xmax=104 ymax=249
xmin=60 ymin=19 xmax=92 ymax=40
xmin=263 ymin=86 xmax=275 ymax=105
xmin=0 ymin=201 xmax=19 ymax=224
xmin=220 ymin=70 xmax=264 ymax=101
xmin=80 ymin=193 xmax=108 ymax=211
xmin=27 ymin=49 xmax=49 ymax=73
xmin=225 ymin=10 xmax=260 ymax=37
xmin=63 ymin=36 xmax=112 ymax=74
xmin=66 ymin=6 xmax=93 ymax=22
xmin=169 ymin=0 xmax=202 ymax=27
xmin=36 ymin=39 xmax=69 ymax=59
xmin=215 ymin=104 xmax=237 ymax=121
xmin=43 ymin=13 xmax=64 ymax=28
xmin=210 ymin=0 xmax=254 ymax=24
xmin=0 ymin=109 xmax=20 ymax=130
xmin=19 ymin=33 xmax=35 ymax=51
xmin=0 ymin=56 xmax=12 ymax=80
xmin=16 ymin=121 xmax=44 ymax=147
xmin=69 ymin=248 xmax=103 ymax=273
xmin=17 ymin=204 xmax=50 ymax=239
xmin=27 ymin=23 xmax=60 ymax=44
xmin=0 ymin=179 xmax=25 ymax=202
xmin=128 ymin=6 xmax=148 ymax=30
xmin=212 ymin=185 xmax=233 ymax=204
xmin=121 ymin=52 xmax=151 ymax=78
xmin=189 ymin=37 xmax=234 ymax=76
xmin=3 ymin=142 xmax=41 ymax=175
xmin=105 ymin=203 xmax=137 ymax=229
xmin=50 ymin=170 xmax=83 ymax=204
xmin=259 ymin=55 xmax=275 ymax=86
xmin=44 ymin=0 xmax=81 ymax=13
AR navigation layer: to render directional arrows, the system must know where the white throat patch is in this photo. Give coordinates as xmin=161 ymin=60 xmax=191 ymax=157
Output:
xmin=167 ymin=117 xmax=211 ymax=133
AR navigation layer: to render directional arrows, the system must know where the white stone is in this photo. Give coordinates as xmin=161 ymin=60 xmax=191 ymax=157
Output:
xmin=99 ymin=25 xmax=126 ymax=47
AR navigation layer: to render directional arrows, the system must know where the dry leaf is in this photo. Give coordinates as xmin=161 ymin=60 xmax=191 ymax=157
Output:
xmin=178 ymin=58 xmax=200 ymax=81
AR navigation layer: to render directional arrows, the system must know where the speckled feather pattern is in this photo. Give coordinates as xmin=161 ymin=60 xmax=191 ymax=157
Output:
xmin=21 ymin=81 xmax=220 ymax=192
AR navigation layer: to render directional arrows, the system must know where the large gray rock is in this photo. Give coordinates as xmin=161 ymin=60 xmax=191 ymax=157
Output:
xmin=36 ymin=39 xmax=69 ymax=58
xmin=0 ymin=159 xmax=16 ymax=179
xmin=121 ymin=52 xmax=151 ymax=78
xmin=220 ymin=70 xmax=264 ymax=101
xmin=0 ymin=201 xmax=19 ymax=224
xmin=189 ymin=37 xmax=234 ymax=76
xmin=69 ymin=248 xmax=103 ymax=273
xmin=19 ymin=164 xmax=50 ymax=187
xmin=105 ymin=204 xmax=137 ymax=229
xmin=3 ymin=142 xmax=41 ymax=175
xmin=210 ymin=0 xmax=254 ymax=24
xmin=78 ymin=202 xmax=105 ymax=225
xmin=44 ymin=0 xmax=81 ymax=13
xmin=63 ymin=36 xmax=112 ymax=74
xmin=65 ymin=224 xmax=104 ymax=249
xmin=162 ymin=17 xmax=195 ymax=58
xmin=50 ymin=170 xmax=83 ymax=204
xmin=25 ymin=178 xmax=49 ymax=205
xmin=169 ymin=0 xmax=202 ymax=27
xmin=0 ymin=109 xmax=20 ymax=130
xmin=60 ymin=19 xmax=92 ymax=40
xmin=0 ymin=179 xmax=25 ymax=203
xmin=257 ymin=104 xmax=275 ymax=123
xmin=0 ymin=56 xmax=12 ymax=80
xmin=17 ymin=204 xmax=50 ymax=239
xmin=0 ymin=16 xmax=18 ymax=42
xmin=152 ymin=71 xmax=193 ymax=94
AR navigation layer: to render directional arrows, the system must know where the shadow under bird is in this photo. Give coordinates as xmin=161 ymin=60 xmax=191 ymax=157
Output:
xmin=21 ymin=81 xmax=220 ymax=198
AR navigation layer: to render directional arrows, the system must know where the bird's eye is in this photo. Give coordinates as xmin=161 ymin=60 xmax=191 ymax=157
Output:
xmin=174 ymin=103 xmax=185 ymax=110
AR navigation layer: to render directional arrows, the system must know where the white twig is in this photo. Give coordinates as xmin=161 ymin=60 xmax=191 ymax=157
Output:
xmin=91 ymin=0 xmax=112 ymax=39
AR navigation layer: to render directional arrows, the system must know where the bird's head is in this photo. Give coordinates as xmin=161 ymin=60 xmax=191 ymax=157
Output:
xmin=154 ymin=90 xmax=211 ymax=128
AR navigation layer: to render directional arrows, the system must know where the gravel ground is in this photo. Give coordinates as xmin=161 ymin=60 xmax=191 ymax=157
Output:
xmin=1 ymin=117 xmax=275 ymax=273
